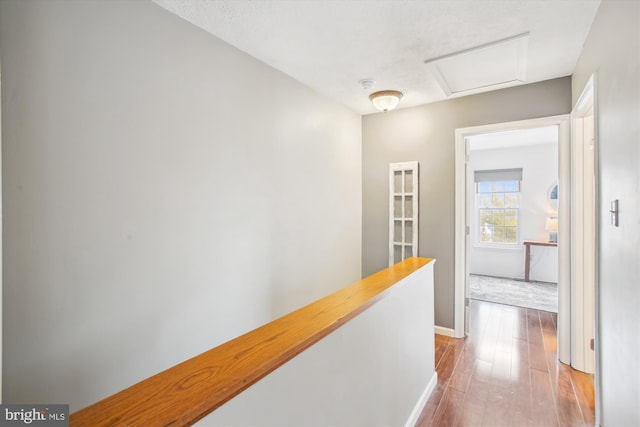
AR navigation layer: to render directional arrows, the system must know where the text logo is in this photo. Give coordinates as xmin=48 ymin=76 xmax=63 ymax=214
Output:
xmin=0 ymin=405 xmax=68 ymax=426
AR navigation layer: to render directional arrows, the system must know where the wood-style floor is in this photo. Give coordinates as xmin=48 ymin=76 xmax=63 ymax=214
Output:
xmin=417 ymin=299 xmax=595 ymax=426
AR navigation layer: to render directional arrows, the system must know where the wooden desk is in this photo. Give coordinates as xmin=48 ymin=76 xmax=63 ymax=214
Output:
xmin=523 ymin=240 xmax=557 ymax=282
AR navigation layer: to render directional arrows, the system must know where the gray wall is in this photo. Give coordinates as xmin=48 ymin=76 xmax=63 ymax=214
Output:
xmin=0 ymin=0 xmax=361 ymax=411
xmin=362 ymin=77 xmax=571 ymax=328
xmin=572 ymin=1 xmax=640 ymax=425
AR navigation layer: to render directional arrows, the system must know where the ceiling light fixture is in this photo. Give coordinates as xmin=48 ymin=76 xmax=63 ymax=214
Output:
xmin=369 ymin=90 xmax=403 ymax=112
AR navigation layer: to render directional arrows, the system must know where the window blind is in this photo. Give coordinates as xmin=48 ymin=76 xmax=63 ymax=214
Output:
xmin=474 ymin=168 xmax=523 ymax=182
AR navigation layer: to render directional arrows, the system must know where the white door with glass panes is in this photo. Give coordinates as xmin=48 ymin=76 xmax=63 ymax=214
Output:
xmin=389 ymin=162 xmax=419 ymax=266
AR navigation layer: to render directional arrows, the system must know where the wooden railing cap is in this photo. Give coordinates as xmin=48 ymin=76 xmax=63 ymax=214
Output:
xmin=70 ymin=257 xmax=435 ymax=426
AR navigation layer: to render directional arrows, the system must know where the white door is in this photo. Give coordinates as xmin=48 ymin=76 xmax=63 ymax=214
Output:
xmin=464 ymin=139 xmax=471 ymax=335
xmin=570 ymin=76 xmax=597 ymax=374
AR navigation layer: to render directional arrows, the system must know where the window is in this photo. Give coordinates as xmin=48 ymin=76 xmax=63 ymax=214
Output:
xmin=474 ymin=169 xmax=522 ymax=245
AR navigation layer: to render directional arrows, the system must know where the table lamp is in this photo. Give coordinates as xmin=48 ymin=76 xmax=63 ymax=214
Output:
xmin=545 ymin=217 xmax=558 ymax=243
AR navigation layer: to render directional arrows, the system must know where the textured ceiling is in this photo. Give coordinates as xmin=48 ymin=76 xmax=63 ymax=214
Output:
xmin=153 ymin=0 xmax=601 ymax=115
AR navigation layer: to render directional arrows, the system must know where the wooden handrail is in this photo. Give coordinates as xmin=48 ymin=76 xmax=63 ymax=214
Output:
xmin=70 ymin=257 xmax=434 ymax=426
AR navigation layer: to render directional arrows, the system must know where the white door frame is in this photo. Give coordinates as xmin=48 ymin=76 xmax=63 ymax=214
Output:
xmin=570 ymin=74 xmax=597 ymax=376
xmin=453 ymin=115 xmax=571 ymax=364
xmin=0 ymin=63 xmax=3 ymax=401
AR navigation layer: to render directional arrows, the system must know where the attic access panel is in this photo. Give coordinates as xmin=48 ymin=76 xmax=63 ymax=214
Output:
xmin=425 ymin=33 xmax=529 ymax=96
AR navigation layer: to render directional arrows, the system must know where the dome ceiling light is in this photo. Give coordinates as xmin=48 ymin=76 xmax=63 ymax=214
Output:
xmin=369 ymin=90 xmax=403 ymax=112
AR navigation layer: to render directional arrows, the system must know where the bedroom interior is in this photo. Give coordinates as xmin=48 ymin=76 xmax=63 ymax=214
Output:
xmin=467 ymin=127 xmax=559 ymax=313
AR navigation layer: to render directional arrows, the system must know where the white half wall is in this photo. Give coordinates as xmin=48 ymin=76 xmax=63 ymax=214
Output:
xmin=197 ymin=262 xmax=436 ymax=427
xmin=0 ymin=0 xmax=361 ymax=411
xmin=469 ymin=143 xmax=558 ymax=282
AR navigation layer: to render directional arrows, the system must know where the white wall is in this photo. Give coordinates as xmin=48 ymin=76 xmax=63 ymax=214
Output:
xmin=571 ymin=1 xmax=640 ymax=425
xmin=0 ymin=0 xmax=361 ymax=411
xmin=469 ymin=143 xmax=558 ymax=282
xmin=198 ymin=262 xmax=436 ymax=427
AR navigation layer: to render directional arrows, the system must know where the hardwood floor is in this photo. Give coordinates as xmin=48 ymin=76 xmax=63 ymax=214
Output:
xmin=416 ymin=299 xmax=595 ymax=426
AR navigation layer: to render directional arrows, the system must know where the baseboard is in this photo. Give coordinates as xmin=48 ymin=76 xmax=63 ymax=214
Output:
xmin=405 ymin=372 xmax=438 ymax=427
xmin=434 ymin=326 xmax=455 ymax=337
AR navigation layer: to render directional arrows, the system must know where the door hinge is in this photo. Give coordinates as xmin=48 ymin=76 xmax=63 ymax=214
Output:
xmin=590 ymin=338 xmax=595 ymax=351
xmin=466 ymin=226 xmax=470 ymax=236
xmin=465 ymin=297 xmax=470 ymax=307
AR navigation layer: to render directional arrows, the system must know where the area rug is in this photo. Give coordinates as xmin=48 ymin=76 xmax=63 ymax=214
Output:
xmin=469 ymin=274 xmax=558 ymax=313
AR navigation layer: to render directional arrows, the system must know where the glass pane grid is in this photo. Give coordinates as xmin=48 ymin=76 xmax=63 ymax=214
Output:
xmin=389 ymin=162 xmax=418 ymax=266
xmin=477 ymin=180 xmax=520 ymax=193
xmin=404 ymin=221 xmax=413 ymax=243
xmin=477 ymin=179 xmax=520 ymax=245
xmin=393 ymin=171 xmax=402 ymax=193
xmin=394 ymin=196 xmax=402 ymax=217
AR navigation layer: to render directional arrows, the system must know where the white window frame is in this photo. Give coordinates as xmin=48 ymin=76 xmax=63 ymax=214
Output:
xmin=474 ymin=170 xmax=522 ymax=249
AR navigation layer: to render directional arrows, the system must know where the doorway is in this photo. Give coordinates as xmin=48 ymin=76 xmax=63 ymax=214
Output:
xmin=453 ymin=115 xmax=571 ymax=356
xmin=454 ymin=110 xmax=597 ymax=378
xmin=466 ymin=127 xmax=559 ymax=313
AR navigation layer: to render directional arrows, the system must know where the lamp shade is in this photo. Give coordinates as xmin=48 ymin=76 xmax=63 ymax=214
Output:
xmin=369 ymin=90 xmax=403 ymax=112
xmin=545 ymin=217 xmax=558 ymax=232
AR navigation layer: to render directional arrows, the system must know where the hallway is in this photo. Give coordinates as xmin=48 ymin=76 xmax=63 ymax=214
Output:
xmin=417 ymin=299 xmax=595 ymax=426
